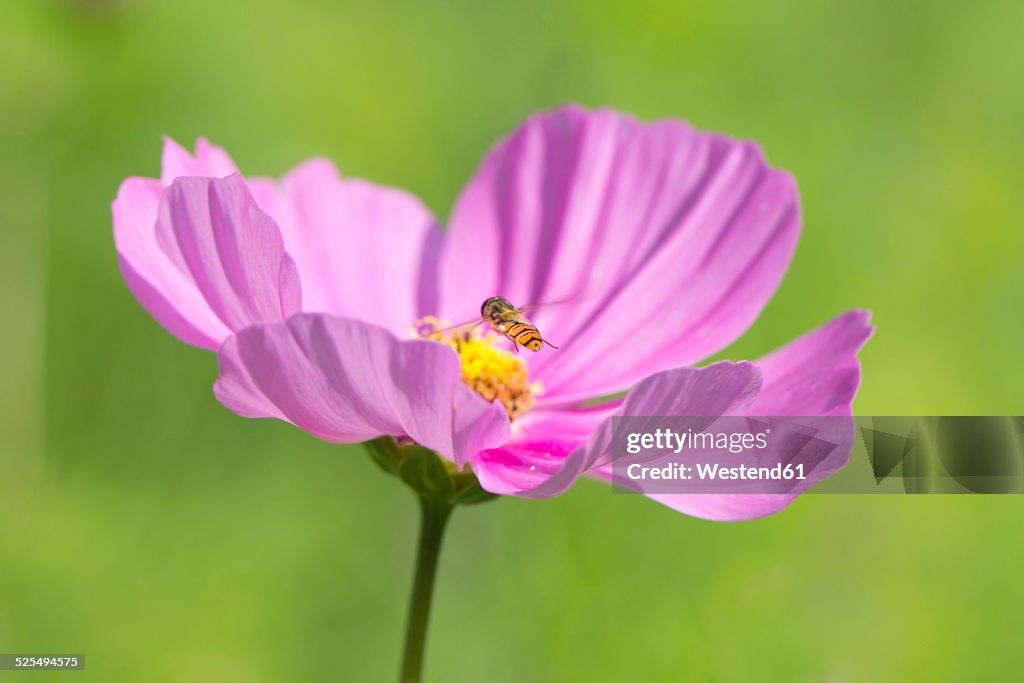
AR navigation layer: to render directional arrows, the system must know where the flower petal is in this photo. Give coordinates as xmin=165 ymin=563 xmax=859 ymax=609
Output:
xmin=746 ymin=310 xmax=873 ymax=416
xmin=516 ymin=399 xmax=624 ymax=441
xmin=160 ymin=137 xmax=238 ymax=184
xmin=612 ymin=310 xmax=873 ymax=521
xmin=152 ymin=174 xmax=302 ymax=337
xmin=114 ymin=177 xmax=231 ymax=348
xmin=472 ymin=361 xmax=762 ymax=497
xmin=441 ymin=105 xmax=799 ymax=403
xmin=214 ymin=314 xmax=511 ymax=464
xmin=114 ymin=139 xmax=290 ymax=349
xmin=252 ymin=159 xmax=442 ymax=334
xmin=118 ymin=138 xmax=439 ymax=346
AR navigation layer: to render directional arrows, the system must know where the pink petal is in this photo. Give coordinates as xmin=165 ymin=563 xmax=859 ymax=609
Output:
xmin=214 ymin=314 xmax=511 ymax=465
xmin=747 ymin=310 xmax=873 ymax=416
xmin=114 ymin=138 xmax=267 ymax=349
xmin=114 ymin=177 xmax=231 ymax=348
xmin=613 ymin=310 xmax=873 ymax=521
xmin=515 ymin=399 xmax=624 ymax=441
xmin=153 ymin=174 xmax=302 ymax=336
xmin=252 ymin=160 xmax=442 ymax=334
xmin=639 ymin=492 xmax=804 ymax=523
xmin=118 ymin=137 xmax=439 ymax=346
xmin=472 ymin=361 xmax=762 ymax=497
xmin=440 ymin=105 xmax=799 ymax=403
xmin=160 ymin=137 xmax=238 ymax=184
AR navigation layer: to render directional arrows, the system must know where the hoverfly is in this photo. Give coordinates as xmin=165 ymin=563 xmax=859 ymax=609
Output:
xmin=426 ymin=296 xmax=560 ymax=352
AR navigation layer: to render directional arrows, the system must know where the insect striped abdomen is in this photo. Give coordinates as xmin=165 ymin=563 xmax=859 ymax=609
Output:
xmin=505 ymin=321 xmax=540 ymax=345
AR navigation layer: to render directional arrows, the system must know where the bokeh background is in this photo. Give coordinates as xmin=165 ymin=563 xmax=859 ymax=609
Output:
xmin=3 ymin=0 xmax=1023 ymax=680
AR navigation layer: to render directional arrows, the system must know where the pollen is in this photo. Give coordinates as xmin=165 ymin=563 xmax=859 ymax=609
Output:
xmin=416 ymin=317 xmax=541 ymax=420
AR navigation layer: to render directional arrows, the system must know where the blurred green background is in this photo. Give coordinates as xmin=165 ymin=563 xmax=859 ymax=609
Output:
xmin=2 ymin=0 xmax=1023 ymax=680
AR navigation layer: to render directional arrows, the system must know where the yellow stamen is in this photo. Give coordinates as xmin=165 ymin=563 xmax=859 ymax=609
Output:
xmin=416 ymin=317 xmax=541 ymax=420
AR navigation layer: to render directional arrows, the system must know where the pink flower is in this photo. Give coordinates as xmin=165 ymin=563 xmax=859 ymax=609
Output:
xmin=113 ymin=105 xmax=871 ymax=521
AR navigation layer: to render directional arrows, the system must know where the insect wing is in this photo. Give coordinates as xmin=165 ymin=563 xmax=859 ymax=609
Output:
xmin=419 ymin=317 xmax=487 ymax=338
xmin=513 ymin=296 xmax=581 ymax=320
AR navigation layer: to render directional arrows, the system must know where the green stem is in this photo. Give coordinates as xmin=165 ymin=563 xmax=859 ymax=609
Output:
xmin=400 ymin=497 xmax=453 ymax=683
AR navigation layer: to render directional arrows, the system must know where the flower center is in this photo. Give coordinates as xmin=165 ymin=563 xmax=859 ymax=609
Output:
xmin=416 ymin=317 xmax=541 ymax=420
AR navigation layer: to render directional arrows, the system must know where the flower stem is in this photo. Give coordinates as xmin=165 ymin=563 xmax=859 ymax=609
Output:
xmin=400 ymin=497 xmax=453 ymax=683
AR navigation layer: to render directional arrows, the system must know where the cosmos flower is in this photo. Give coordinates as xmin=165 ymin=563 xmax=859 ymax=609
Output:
xmin=113 ymin=105 xmax=871 ymax=521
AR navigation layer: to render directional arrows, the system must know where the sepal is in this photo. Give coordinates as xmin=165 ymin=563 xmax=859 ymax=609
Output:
xmin=365 ymin=438 xmax=500 ymax=506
